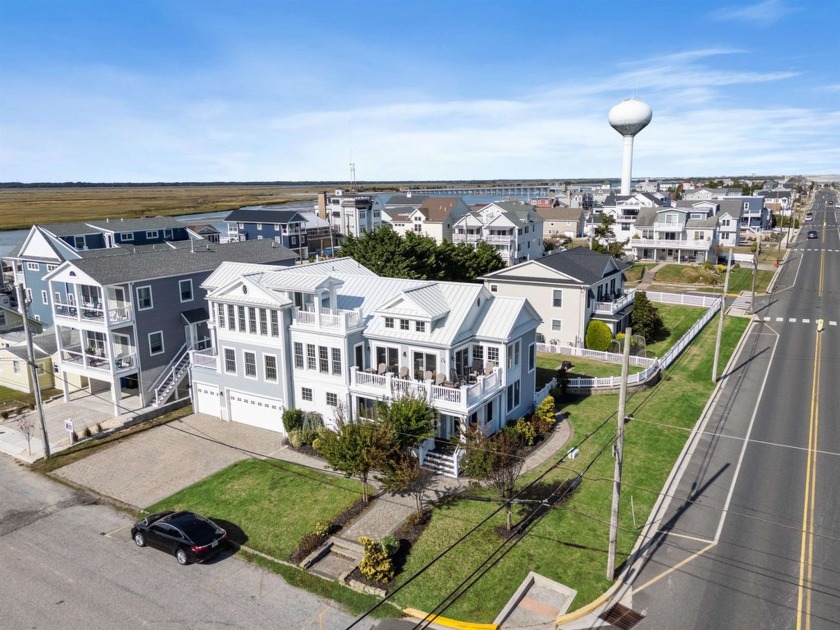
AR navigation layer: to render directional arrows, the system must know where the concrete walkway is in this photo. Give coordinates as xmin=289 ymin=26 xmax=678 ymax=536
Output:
xmin=635 ymin=261 xmax=669 ymax=291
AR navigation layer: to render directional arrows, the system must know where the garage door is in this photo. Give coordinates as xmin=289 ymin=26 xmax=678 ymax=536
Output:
xmin=228 ymin=390 xmax=284 ymax=432
xmin=194 ymin=383 xmax=221 ymax=417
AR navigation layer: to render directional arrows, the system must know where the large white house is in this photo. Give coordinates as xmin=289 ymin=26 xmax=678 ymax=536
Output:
xmin=452 ymin=201 xmax=544 ymax=266
xmin=190 ymin=258 xmax=541 ymax=472
xmin=384 ymin=197 xmax=470 ymax=243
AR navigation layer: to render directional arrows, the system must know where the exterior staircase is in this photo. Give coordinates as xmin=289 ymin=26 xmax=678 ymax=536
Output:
xmin=306 ymin=537 xmax=364 ymax=581
xmin=152 ymin=344 xmax=191 ymax=406
xmin=422 ymin=449 xmax=459 ymax=478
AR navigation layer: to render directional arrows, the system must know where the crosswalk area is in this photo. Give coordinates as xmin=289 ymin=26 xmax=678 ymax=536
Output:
xmin=801 ymin=248 xmax=840 ymax=252
xmin=761 ymin=316 xmax=838 ymax=326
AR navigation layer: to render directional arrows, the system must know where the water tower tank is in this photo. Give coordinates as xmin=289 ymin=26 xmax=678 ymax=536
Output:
xmin=608 ymin=98 xmax=653 ymax=137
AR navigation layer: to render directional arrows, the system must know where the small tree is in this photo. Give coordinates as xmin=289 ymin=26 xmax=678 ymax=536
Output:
xmin=377 ymin=393 xmax=436 ymax=451
xmin=585 ymin=320 xmax=612 ymax=351
xmin=485 ymin=430 xmax=527 ymax=530
xmin=15 ymin=411 xmax=36 ymax=455
xmin=377 ymin=452 xmax=434 ymax=517
xmin=631 ymin=290 xmax=665 ymax=341
xmin=314 ymin=407 xmax=393 ymax=502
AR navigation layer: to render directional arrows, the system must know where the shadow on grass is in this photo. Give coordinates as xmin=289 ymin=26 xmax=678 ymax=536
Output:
xmin=208 ymin=517 xmax=249 ymax=546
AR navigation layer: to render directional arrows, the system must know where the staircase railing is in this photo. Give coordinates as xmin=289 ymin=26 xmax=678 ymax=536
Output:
xmin=151 ymin=343 xmax=191 ymax=406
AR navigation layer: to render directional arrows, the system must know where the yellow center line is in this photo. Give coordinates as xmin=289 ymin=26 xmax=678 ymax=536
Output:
xmin=797 ymin=332 xmax=821 ymax=630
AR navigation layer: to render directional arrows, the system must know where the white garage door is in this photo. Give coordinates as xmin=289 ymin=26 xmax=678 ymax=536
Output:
xmin=194 ymin=383 xmax=221 ymax=417
xmin=228 ymin=390 xmax=284 ymax=432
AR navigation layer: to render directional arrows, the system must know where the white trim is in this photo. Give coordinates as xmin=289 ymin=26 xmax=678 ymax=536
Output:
xmin=121 ymin=232 xmax=134 ymax=241
xmin=243 ymin=350 xmax=258 ymax=379
xmin=179 ymin=278 xmax=194 ymax=303
xmin=223 ymin=346 xmax=237 ymax=374
xmin=263 ymin=353 xmax=278 ymax=382
xmin=136 ymin=285 xmax=154 ymax=310
xmin=146 ymin=230 xmax=159 ymax=239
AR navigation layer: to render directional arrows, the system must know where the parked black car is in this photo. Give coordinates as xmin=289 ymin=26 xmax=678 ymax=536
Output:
xmin=131 ymin=511 xmax=227 ymax=565
xmin=807 ymin=231 xmax=819 ymax=240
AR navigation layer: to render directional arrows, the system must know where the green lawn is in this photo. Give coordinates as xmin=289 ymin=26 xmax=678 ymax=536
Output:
xmin=389 ymin=315 xmax=750 ymax=622
xmin=0 ymin=385 xmax=33 ymax=407
xmin=144 ymin=458 xmax=365 ymax=560
xmin=651 ymin=263 xmax=773 ymax=294
xmin=645 ymin=303 xmax=707 ymax=357
xmin=536 ymin=354 xmax=643 ymax=386
xmin=624 ymin=262 xmax=657 ymax=284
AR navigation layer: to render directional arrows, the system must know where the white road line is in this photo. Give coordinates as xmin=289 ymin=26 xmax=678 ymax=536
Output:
xmin=789 ymin=318 xmax=796 ymax=323
xmin=831 ymin=321 xmax=838 ymax=327
xmin=777 ymin=317 xmax=784 ymax=322
xmin=802 ymin=319 xmax=810 ymax=324
xmin=764 ymin=316 xmax=771 ymax=321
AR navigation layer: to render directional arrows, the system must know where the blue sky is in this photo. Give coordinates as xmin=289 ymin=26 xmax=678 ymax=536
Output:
xmin=1 ymin=0 xmax=838 ymax=182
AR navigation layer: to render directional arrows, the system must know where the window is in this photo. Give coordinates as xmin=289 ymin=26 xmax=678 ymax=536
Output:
xmin=490 ymin=284 xmax=498 ymax=293
xmin=507 ymin=341 xmax=520 ymax=369
xmin=148 ymin=331 xmax=165 ymax=355
xmin=302 ymin=387 xmax=313 ymax=401
xmin=217 ymin=303 xmax=225 ymax=328
xmin=385 ymin=317 xmax=394 ymax=328
xmin=47 ymin=264 xmax=57 ymax=272
xmin=27 ymin=262 xmax=40 ymax=271
xmin=227 ymin=304 xmax=236 ymax=330
xmin=259 ymin=309 xmax=268 ymax=335
xmin=294 ymin=342 xmax=304 ymax=368
xmin=224 ymin=348 xmax=236 ymax=373
xmin=415 ymin=321 xmax=426 ymax=333
xmin=488 ymin=347 xmax=499 ymax=364
xmin=26 ymin=288 xmax=32 ymax=302
xmin=256 ymin=223 xmax=263 ymax=231
xmin=41 ymin=290 xmax=48 ymax=305
xmin=179 ymin=279 xmax=193 ymax=302
xmin=274 ymin=224 xmax=280 ymax=231
xmin=248 ymin=308 xmax=257 ymax=334
xmin=326 ymin=392 xmax=338 ymax=407
xmin=238 ymin=306 xmax=246 ymax=331
xmin=528 ymin=343 xmax=536 ymax=371
xmin=552 ymin=319 xmax=562 ymax=331
xmin=290 ymin=236 xmax=297 ymax=245
xmin=238 ymin=222 xmax=244 ymax=229
xmin=136 ymin=286 xmax=153 ymax=310
xmin=307 ymin=344 xmax=316 ymax=370
xmin=121 ymin=232 xmax=134 ymax=242
xmin=244 ymin=351 xmax=257 ymax=378
xmin=506 ymin=380 xmax=521 ymax=412
xmin=75 ymin=236 xmax=86 ymax=248
xmin=264 ymin=355 xmax=277 ymax=381
xmin=270 ymin=310 xmax=279 ymax=336
xmin=400 ymin=319 xmax=410 ymax=331
xmin=473 ymin=345 xmax=484 ymax=362
xmin=331 ymin=348 xmax=342 ymax=375
xmin=721 ymin=219 xmax=730 ymax=227
xmin=552 ymin=290 xmax=563 ymax=308
xmin=13 ymin=361 xmax=21 ymax=375
xmin=319 ymin=346 xmax=329 ymax=373
xmin=146 ymin=230 xmax=159 ymax=239
xmin=164 ymin=229 xmax=172 ymax=239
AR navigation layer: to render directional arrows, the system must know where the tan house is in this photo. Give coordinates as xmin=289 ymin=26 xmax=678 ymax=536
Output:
xmin=537 ymin=206 xmax=586 ymax=239
xmin=480 ymin=248 xmax=632 ymax=347
xmin=386 ymin=197 xmax=470 ymax=243
xmin=0 ymin=330 xmax=62 ymax=394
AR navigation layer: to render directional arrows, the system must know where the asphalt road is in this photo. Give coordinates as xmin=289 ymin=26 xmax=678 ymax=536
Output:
xmin=625 ymin=188 xmax=840 ymax=628
xmin=0 ymin=456 xmax=372 ymax=630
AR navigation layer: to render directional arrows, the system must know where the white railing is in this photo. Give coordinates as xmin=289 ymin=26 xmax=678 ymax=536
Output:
xmin=658 ymin=297 xmax=721 ymax=370
xmin=646 ymin=291 xmax=720 ymax=308
xmin=61 ymin=348 xmax=136 ymax=373
xmin=292 ymin=307 xmax=363 ymax=330
xmin=536 ymin=344 xmax=657 ymax=367
xmin=484 ymin=234 xmax=515 ymax=244
xmin=453 ymin=234 xmax=482 ymax=243
xmin=54 ymin=301 xmax=133 ymax=325
xmin=535 ymin=378 xmax=557 ymax=406
xmin=295 ymin=309 xmax=316 ymax=325
xmin=191 ymin=348 xmax=218 ymax=370
xmin=594 ymin=288 xmax=637 ymax=315
xmin=355 ymin=371 xmax=387 ymax=389
xmin=431 ymin=384 xmax=462 ymax=404
xmin=630 ymin=238 xmax=712 ymax=249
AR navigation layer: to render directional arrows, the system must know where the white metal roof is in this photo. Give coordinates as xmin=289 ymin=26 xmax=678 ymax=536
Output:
xmin=201 ymin=262 xmax=282 ymax=291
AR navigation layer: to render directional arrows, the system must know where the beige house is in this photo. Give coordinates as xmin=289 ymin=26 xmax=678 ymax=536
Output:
xmin=385 ymin=197 xmax=470 ymax=243
xmin=480 ymin=248 xmax=632 ymax=347
xmin=0 ymin=330 xmax=61 ymax=394
xmin=537 ymin=206 xmax=585 ymax=239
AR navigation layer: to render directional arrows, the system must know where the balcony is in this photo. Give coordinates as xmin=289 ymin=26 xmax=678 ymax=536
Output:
xmin=453 ymin=233 xmax=482 ymax=244
xmin=630 ymin=237 xmax=713 ymax=250
xmin=191 ymin=347 xmax=219 ymax=371
xmin=54 ymin=301 xmax=134 ymax=327
xmin=60 ymin=347 xmax=137 ymax=376
xmin=350 ymin=366 xmax=504 ymax=415
xmin=653 ymin=221 xmax=686 ymax=231
xmin=594 ymin=288 xmax=636 ymax=315
xmin=292 ymin=307 xmax=363 ymax=331
xmin=484 ymin=234 xmax=515 ymax=245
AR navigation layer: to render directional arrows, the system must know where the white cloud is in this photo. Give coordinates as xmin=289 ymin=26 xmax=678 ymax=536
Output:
xmin=711 ymin=0 xmax=797 ymax=27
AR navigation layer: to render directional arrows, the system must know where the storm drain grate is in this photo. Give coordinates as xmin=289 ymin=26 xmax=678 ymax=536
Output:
xmin=598 ymin=603 xmax=645 ymax=629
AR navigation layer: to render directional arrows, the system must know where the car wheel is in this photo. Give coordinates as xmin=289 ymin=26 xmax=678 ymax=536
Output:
xmin=133 ymin=532 xmax=146 ymax=547
xmin=175 ymin=548 xmax=190 ymax=565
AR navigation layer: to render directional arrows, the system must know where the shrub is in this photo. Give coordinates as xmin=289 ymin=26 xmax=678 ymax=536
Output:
xmin=514 ymin=418 xmax=537 ymax=447
xmin=287 ymin=429 xmax=305 ymax=449
xmin=282 ymin=408 xmax=305 ymax=433
xmin=533 ymin=396 xmax=556 ymax=435
xmin=301 ymin=411 xmax=324 ymax=433
xmin=0 ymin=410 xmax=8 ymax=420
xmin=358 ymin=536 xmax=394 ymax=583
xmin=294 ymin=532 xmax=328 ymax=561
xmin=380 ymin=534 xmax=399 ymax=557
xmin=585 ymin=320 xmax=612 ymax=351
xmin=313 ymin=520 xmax=331 ymax=537
xmin=83 ymin=426 xmax=92 ymax=438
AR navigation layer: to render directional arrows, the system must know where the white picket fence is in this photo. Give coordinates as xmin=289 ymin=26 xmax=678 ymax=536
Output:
xmin=645 ymin=291 xmax=720 ymax=308
xmin=539 ymin=295 xmax=722 ymax=390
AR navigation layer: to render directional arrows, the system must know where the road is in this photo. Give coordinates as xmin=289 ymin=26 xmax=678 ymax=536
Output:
xmin=625 ymin=188 xmax=840 ymax=628
xmin=0 ymin=456 xmax=372 ymax=630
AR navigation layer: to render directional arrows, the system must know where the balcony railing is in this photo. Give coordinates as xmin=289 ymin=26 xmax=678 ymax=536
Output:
xmin=594 ymin=288 xmax=636 ymax=315
xmin=653 ymin=221 xmax=686 ymax=231
xmin=292 ymin=307 xmax=362 ymax=331
xmin=630 ymin=238 xmax=713 ymax=249
xmin=453 ymin=233 xmax=482 ymax=244
xmin=484 ymin=234 xmax=515 ymax=244
xmin=54 ymin=302 xmax=133 ymax=325
xmin=350 ymin=366 xmax=504 ymax=414
xmin=191 ymin=348 xmax=219 ymax=370
xmin=60 ymin=348 xmax=137 ymax=374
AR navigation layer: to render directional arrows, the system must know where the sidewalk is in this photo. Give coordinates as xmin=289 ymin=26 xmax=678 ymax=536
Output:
xmin=635 ymin=261 xmax=668 ymax=291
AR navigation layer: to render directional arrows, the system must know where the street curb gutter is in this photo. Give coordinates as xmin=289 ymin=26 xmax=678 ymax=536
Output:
xmin=555 ymin=316 xmax=756 ymax=627
xmin=766 ymin=239 xmax=794 ymax=294
xmin=403 ymin=607 xmax=497 ymax=629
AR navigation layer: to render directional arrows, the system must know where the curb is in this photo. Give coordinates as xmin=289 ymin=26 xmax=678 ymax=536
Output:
xmin=403 ymin=607 xmax=497 ymax=630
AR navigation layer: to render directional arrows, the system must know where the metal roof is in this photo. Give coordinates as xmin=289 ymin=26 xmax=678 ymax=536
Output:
xmin=224 ymin=207 xmax=307 ymax=224
xmin=202 ymin=261 xmax=284 ymax=291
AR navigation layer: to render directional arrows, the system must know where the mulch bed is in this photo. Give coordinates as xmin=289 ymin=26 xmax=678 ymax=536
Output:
xmin=287 ymin=496 xmax=373 ymax=565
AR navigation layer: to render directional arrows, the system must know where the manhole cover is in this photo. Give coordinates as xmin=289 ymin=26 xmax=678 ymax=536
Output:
xmin=598 ymin=602 xmax=645 ymax=629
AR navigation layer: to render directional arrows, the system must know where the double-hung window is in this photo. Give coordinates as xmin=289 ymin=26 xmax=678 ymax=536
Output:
xmin=294 ymin=342 xmax=304 ymax=368
xmin=552 ymin=290 xmax=563 ymax=308
xmin=270 ymin=310 xmax=279 ymax=336
xmin=136 ymin=286 xmax=153 ymax=310
xmin=319 ymin=346 xmax=329 ymax=373
xmin=331 ymin=348 xmax=342 ymax=375
xmin=244 ymin=352 xmax=257 ymax=378
xmin=179 ymin=279 xmax=193 ymax=302
xmin=217 ymin=303 xmax=226 ymax=328
xmin=307 ymin=344 xmax=316 ymax=370
xmin=224 ymin=348 xmax=236 ymax=373
xmin=237 ymin=306 xmax=246 ymax=331
xmin=259 ymin=309 xmax=268 ymax=335
xmin=248 ymin=308 xmax=257 ymax=334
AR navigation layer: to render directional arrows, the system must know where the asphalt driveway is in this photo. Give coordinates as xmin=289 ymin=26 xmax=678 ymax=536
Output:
xmin=53 ymin=413 xmax=285 ymax=508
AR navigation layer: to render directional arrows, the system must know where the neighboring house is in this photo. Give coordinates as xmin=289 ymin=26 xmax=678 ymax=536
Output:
xmin=588 ymin=193 xmax=670 ymax=241
xmin=42 ymin=239 xmax=297 ymax=415
xmin=297 ymin=211 xmax=335 ymax=256
xmin=386 ymin=197 xmax=470 ymax=243
xmin=756 ymin=189 xmax=793 ymax=215
xmin=186 ymin=224 xmax=221 ymax=243
xmin=720 ymin=197 xmax=769 ymax=232
xmin=537 ymin=206 xmax=585 ymax=239
xmin=4 ymin=218 xmax=195 ymax=326
xmin=190 ymin=257 xmax=540 ymax=470
xmin=481 ymin=248 xmax=630 ymax=348
xmin=0 ymin=304 xmax=43 ymax=335
xmin=716 ymin=207 xmax=743 ymax=247
xmin=0 ymin=330 xmax=71 ymax=394
xmin=630 ymin=206 xmax=717 ymax=263
xmin=224 ymin=206 xmax=309 ymax=258
xmin=452 ymin=201 xmax=544 ymax=266
xmin=316 ymin=192 xmax=383 ymax=237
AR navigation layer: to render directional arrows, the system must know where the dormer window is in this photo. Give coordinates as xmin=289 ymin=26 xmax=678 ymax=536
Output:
xmin=146 ymin=230 xmax=159 ymax=239
xmin=415 ymin=321 xmax=426 ymax=333
xmin=400 ymin=319 xmax=410 ymax=331
xmin=385 ymin=317 xmax=394 ymax=329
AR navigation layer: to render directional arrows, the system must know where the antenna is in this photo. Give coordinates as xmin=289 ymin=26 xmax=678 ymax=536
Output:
xmin=349 ymin=121 xmax=356 ymax=193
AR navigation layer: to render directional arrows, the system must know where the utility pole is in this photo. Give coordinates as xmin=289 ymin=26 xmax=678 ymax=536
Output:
xmin=749 ymin=254 xmax=757 ymax=316
xmin=15 ymin=283 xmax=50 ymax=458
xmin=712 ymin=248 xmax=733 ymax=382
xmin=607 ymin=326 xmax=631 ymax=580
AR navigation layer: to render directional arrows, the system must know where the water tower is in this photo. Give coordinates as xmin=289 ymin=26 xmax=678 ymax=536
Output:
xmin=608 ymin=98 xmax=652 ymax=195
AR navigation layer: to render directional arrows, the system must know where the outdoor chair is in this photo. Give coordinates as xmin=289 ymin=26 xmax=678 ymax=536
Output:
xmin=435 ymin=373 xmax=446 ymax=386
xmin=424 ymin=370 xmax=433 ymax=381
xmin=484 ymin=360 xmax=495 ymax=375
xmin=378 ymin=363 xmax=387 ymax=375
xmin=399 ymin=366 xmax=409 ymax=379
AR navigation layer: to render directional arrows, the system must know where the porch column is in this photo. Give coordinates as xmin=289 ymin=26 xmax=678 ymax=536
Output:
xmin=111 ymin=379 xmax=122 ymax=417
xmin=61 ymin=371 xmax=70 ymax=402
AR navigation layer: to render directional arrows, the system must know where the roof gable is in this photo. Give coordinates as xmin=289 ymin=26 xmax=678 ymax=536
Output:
xmin=17 ymin=226 xmax=81 ymax=262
